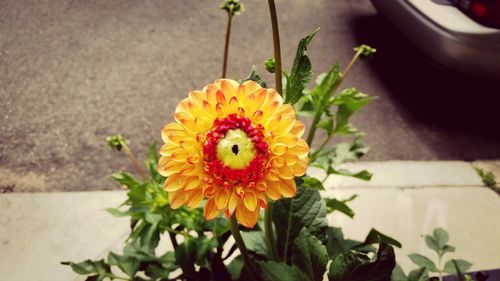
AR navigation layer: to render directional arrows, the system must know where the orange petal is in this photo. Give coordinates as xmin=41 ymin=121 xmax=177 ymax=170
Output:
xmin=215 ymin=188 xmax=230 ymax=210
xmin=235 ymin=204 xmax=260 ymax=228
xmin=204 ymin=198 xmax=220 ymax=220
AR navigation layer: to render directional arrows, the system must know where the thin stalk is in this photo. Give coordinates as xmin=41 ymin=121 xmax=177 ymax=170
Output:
xmin=306 ymin=110 xmax=322 ymax=147
xmin=267 ymin=0 xmax=283 ymax=95
xmin=340 ymin=48 xmax=362 ymax=82
xmin=264 ymin=205 xmax=279 ymax=261
xmin=168 ymin=232 xmax=178 ymax=249
xmin=122 ymin=143 xmax=147 ymax=181
xmin=222 ymin=10 xmax=233 ymax=78
xmin=438 ymin=255 xmax=443 ymax=281
xmin=282 ymin=199 xmax=294 ymax=264
xmin=229 ymin=216 xmax=259 ymax=279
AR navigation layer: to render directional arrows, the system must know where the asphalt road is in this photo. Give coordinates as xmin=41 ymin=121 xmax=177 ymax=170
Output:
xmin=1 ymin=0 xmax=499 ymax=192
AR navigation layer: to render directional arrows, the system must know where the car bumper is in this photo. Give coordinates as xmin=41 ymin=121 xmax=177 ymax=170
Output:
xmin=370 ymin=0 xmax=500 ymax=79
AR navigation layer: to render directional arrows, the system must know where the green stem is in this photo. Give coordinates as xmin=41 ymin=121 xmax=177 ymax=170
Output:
xmin=230 ymin=216 xmax=259 ymax=279
xmin=267 ymin=0 xmax=283 ymax=95
xmin=305 ymin=109 xmax=322 ymax=147
xmin=438 ymin=255 xmax=443 ymax=281
xmin=264 ymin=205 xmax=279 ymax=261
xmin=122 ymin=143 xmax=147 ymax=181
xmin=168 ymin=231 xmax=178 ymax=250
xmin=341 ymin=50 xmax=362 ymax=82
xmin=222 ymin=10 xmax=233 ymax=78
xmin=282 ymin=199 xmax=294 ymax=264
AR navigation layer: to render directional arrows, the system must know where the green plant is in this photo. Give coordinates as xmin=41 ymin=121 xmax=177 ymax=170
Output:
xmin=475 ymin=168 xmax=498 ymax=192
xmin=391 ymin=228 xmax=473 ymax=281
xmin=62 ymin=1 xmax=405 ymax=280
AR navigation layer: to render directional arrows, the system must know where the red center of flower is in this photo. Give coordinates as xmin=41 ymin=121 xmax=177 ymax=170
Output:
xmin=202 ymin=114 xmax=270 ymax=189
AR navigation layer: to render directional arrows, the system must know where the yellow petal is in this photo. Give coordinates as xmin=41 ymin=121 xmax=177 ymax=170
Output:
xmin=186 ymin=189 xmax=204 ymax=208
xmin=243 ymin=191 xmax=257 ymax=211
xmin=235 ymin=203 xmax=259 ymax=228
xmin=279 ymin=179 xmax=296 ymax=198
xmin=278 ymin=166 xmax=294 ymax=180
xmin=227 ymin=190 xmax=239 ymax=214
xmin=169 ymin=190 xmax=187 ymax=209
xmin=164 ymin=174 xmax=185 ymax=192
xmin=265 ymin=180 xmax=281 ymax=200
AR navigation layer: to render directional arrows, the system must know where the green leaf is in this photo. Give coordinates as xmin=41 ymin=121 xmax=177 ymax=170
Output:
xmin=326 ymin=227 xmax=365 ymax=259
xmin=443 ymin=259 xmax=473 ymax=274
xmin=310 ymin=64 xmax=341 ymax=109
xmin=284 ymin=28 xmax=319 ymax=105
xmin=243 ymin=66 xmax=267 ymax=87
xmin=391 ymin=264 xmax=407 ymax=281
xmin=241 ymin=231 xmax=268 ymax=257
xmin=297 ymin=176 xmax=325 ymax=190
xmin=61 ymin=260 xmax=112 ymax=279
xmin=227 ymin=257 xmax=244 ymax=280
xmin=144 ymin=251 xmax=177 ymax=279
xmin=264 ymin=57 xmax=276 ymax=73
xmin=317 ymin=116 xmax=335 ymax=136
xmin=408 ymin=254 xmax=438 ymax=272
xmin=359 ymin=229 xmax=402 ymax=249
xmin=432 ymin=228 xmax=449 ymax=249
xmin=107 ymin=252 xmax=139 ymax=277
xmin=257 ymin=261 xmax=309 ymax=281
xmin=407 ymin=268 xmax=429 ymax=281
xmin=328 ymin=243 xmax=396 ymax=281
xmin=112 ymin=172 xmax=142 ymax=188
xmin=424 ymin=235 xmax=441 ymax=255
xmin=273 ymin=186 xmax=328 ymax=260
xmin=291 ymin=229 xmax=329 ymax=281
xmin=324 ymin=197 xmax=355 ymax=217
xmin=333 ymin=88 xmax=374 ymax=134
xmin=330 ymin=168 xmax=373 ymax=181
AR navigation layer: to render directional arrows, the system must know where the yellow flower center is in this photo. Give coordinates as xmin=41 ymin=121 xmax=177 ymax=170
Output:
xmin=216 ymin=129 xmax=255 ymax=169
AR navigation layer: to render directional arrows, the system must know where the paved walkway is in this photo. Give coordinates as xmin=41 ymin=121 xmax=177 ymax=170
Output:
xmin=1 ymin=161 xmax=499 ymax=280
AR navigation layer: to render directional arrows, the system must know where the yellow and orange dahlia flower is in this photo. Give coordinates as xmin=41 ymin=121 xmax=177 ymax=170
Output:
xmin=158 ymin=79 xmax=309 ymax=228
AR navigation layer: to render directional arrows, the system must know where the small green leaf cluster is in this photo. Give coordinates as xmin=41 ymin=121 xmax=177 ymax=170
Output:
xmin=392 ymin=228 xmax=473 ymax=281
xmin=106 ymin=135 xmax=128 ymax=151
xmin=221 ymin=0 xmax=245 ymax=16
xmin=475 ymin=168 xmax=498 ymax=192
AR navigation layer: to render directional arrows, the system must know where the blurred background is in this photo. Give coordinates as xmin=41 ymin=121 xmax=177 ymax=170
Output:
xmin=1 ymin=0 xmax=499 ymax=192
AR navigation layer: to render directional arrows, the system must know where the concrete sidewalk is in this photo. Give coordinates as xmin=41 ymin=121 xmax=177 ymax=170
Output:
xmin=1 ymin=161 xmax=499 ymax=280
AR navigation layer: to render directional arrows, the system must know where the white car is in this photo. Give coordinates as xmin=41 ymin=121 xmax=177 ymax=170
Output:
xmin=370 ymin=0 xmax=500 ymax=79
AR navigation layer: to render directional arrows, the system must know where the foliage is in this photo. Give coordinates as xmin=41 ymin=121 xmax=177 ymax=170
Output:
xmin=475 ymin=168 xmax=498 ymax=192
xmin=60 ymin=3 xmax=472 ymax=281
xmin=221 ymin=0 xmax=245 ymax=16
xmin=392 ymin=228 xmax=473 ymax=281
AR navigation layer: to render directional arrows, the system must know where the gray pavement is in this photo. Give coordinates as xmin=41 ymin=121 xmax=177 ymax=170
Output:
xmin=1 ymin=0 xmax=500 ymax=191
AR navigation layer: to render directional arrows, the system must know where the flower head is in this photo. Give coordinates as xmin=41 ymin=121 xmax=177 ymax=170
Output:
xmin=158 ymin=79 xmax=309 ymax=227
